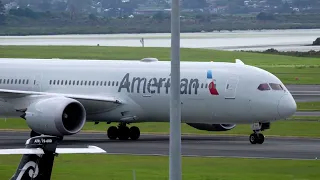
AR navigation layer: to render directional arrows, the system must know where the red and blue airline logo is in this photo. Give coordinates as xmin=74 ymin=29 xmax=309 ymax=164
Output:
xmin=207 ymin=70 xmax=219 ymax=95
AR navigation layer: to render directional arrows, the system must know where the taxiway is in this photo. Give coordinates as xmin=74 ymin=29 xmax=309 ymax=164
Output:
xmin=0 ymin=131 xmax=319 ymax=160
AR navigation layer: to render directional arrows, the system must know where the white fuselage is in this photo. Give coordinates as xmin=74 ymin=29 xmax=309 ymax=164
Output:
xmin=0 ymin=58 xmax=296 ymax=124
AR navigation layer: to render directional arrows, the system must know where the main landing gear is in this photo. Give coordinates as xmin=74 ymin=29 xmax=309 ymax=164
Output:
xmin=107 ymin=122 xmax=140 ymax=140
xmin=249 ymin=122 xmax=265 ymax=144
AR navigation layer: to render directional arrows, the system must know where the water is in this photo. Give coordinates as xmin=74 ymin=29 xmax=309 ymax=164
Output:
xmin=0 ymin=29 xmax=319 ymax=51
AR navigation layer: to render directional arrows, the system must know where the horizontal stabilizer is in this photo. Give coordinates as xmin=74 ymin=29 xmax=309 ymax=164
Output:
xmin=56 ymin=146 xmax=106 ymax=154
xmin=0 ymin=148 xmax=44 ymax=155
xmin=0 ymin=146 xmax=106 ymax=155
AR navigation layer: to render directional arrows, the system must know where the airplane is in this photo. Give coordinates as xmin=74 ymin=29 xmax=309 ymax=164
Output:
xmin=0 ymin=135 xmax=106 ymax=180
xmin=0 ymin=57 xmax=297 ymax=144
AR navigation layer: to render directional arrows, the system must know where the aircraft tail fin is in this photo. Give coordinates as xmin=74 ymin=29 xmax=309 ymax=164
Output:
xmin=235 ymin=59 xmax=245 ymax=65
xmin=0 ymin=135 xmax=106 ymax=180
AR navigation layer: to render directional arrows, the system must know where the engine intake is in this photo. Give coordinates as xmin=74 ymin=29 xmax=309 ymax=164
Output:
xmin=187 ymin=123 xmax=236 ymax=131
xmin=24 ymin=97 xmax=86 ymax=136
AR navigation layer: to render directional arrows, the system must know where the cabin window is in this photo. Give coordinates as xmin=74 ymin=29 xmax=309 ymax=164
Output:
xmin=19 ymin=79 xmax=21 ymax=84
xmin=258 ymin=83 xmax=270 ymax=91
xmin=104 ymin=81 xmax=107 ymax=86
xmin=49 ymin=80 xmax=52 ymax=85
xmin=108 ymin=81 xmax=111 ymax=86
xmin=92 ymin=81 xmax=95 ymax=86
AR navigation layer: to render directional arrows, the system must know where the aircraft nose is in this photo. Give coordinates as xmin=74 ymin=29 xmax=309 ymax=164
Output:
xmin=278 ymin=94 xmax=297 ymax=118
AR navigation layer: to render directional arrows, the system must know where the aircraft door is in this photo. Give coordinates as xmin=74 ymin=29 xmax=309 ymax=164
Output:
xmin=224 ymin=76 xmax=239 ymax=99
xmin=33 ymin=74 xmax=42 ymax=92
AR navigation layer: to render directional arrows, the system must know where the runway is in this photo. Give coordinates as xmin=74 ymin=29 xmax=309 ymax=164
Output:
xmin=285 ymin=85 xmax=320 ymax=102
xmin=1 ymin=131 xmax=319 ymax=160
xmin=295 ymin=111 xmax=320 ymax=116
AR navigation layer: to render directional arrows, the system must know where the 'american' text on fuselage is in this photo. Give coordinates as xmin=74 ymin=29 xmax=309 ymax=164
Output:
xmin=118 ymin=73 xmax=200 ymax=95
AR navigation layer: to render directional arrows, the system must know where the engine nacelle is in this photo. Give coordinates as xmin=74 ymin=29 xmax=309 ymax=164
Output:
xmin=186 ymin=123 xmax=236 ymax=131
xmin=24 ymin=97 xmax=86 ymax=136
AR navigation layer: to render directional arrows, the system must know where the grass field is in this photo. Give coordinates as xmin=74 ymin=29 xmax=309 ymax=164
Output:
xmin=1 ymin=117 xmax=320 ymax=137
xmin=298 ymin=102 xmax=320 ymax=111
xmin=1 ymin=154 xmax=320 ymax=180
xmin=1 ymin=46 xmax=320 ymax=84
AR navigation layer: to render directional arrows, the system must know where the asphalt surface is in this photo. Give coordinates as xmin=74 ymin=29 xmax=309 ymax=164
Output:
xmin=285 ymin=85 xmax=320 ymax=102
xmin=0 ymin=131 xmax=320 ymax=160
xmin=286 ymin=85 xmax=320 ymax=91
xmin=295 ymin=111 xmax=320 ymax=116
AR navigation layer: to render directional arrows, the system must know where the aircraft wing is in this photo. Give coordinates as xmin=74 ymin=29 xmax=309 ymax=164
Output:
xmin=0 ymin=146 xmax=106 ymax=155
xmin=0 ymin=89 xmax=121 ymax=104
xmin=0 ymin=89 xmax=122 ymax=114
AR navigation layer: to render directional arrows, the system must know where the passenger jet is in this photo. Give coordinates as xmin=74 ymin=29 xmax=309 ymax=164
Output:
xmin=0 ymin=58 xmax=296 ymax=144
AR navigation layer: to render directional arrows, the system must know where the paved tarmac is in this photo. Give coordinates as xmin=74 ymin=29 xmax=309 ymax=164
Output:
xmin=0 ymin=131 xmax=319 ymax=160
xmin=285 ymin=85 xmax=320 ymax=102
xmin=286 ymin=85 xmax=320 ymax=91
xmin=295 ymin=111 xmax=320 ymax=116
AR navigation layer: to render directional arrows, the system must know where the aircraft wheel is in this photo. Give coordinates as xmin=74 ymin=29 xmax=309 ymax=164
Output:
xmin=118 ymin=126 xmax=130 ymax=140
xmin=249 ymin=133 xmax=264 ymax=144
xmin=257 ymin=134 xmax=265 ymax=144
xmin=129 ymin=126 xmax=140 ymax=140
xmin=30 ymin=130 xmax=41 ymax=138
xmin=249 ymin=133 xmax=257 ymax=144
xmin=107 ymin=126 xmax=118 ymax=140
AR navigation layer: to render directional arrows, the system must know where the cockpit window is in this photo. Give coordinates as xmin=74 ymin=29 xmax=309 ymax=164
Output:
xmin=257 ymin=83 xmax=270 ymax=91
xmin=269 ymin=83 xmax=283 ymax=90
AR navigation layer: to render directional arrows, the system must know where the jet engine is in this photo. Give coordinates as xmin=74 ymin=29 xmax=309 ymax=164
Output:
xmin=186 ymin=123 xmax=236 ymax=131
xmin=22 ymin=97 xmax=86 ymax=136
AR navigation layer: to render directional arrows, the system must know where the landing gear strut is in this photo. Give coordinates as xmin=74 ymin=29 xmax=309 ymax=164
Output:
xmin=249 ymin=123 xmax=265 ymax=144
xmin=107 ymin=123 xmax=140 ymax=140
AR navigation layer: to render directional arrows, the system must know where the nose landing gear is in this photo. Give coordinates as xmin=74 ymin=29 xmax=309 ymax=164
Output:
xmin=249 ymin=122 xmax=265 ymax=144
xmin=249 ymin=133 xmax=264 ymax=144
xmin=107 ymin=123 xmax=140 ymax=140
